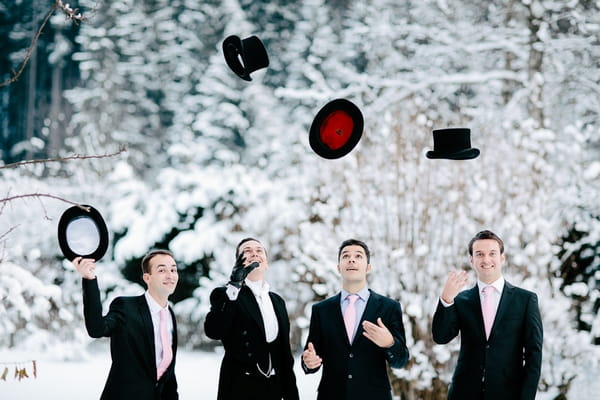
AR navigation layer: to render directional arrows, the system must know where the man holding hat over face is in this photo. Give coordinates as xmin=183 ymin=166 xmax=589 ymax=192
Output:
xmin=204 ymin=237 xmax=299 ymax=400
xmin=73 ymin=250 xmax=179 ymax=400
xmin=301 ymin=239 xmax=409 ymax=400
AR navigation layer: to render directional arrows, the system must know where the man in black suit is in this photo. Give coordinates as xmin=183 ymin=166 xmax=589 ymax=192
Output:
xmin=73 ymin=250 xmax=179 ymax=399
xmin=301 ymin=238 xmax=409 ymax=400
xmin=432 ymin=230 xmax=543 ymax=400
xmin=204 ymin=237 xmax=299 ymax=400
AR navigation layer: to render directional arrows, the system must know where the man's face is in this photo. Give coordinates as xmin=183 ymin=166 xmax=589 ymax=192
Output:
xmin=238 ymin=240 xmax=269 ymax=281
xmin=143 ymin=254 xmax=178 ymax=298
xmin=470 ymin=239 xmax=505 ymax=284
xmin=337 ymin=244 xmax=371 ymax=286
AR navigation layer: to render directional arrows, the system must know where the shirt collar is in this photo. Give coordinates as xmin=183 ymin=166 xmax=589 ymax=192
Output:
xmin=477 ymin=276 xmax=505 ymax=294
xmin=341 ymin=286 xmax=370 ymax=303
xmin=245 ymin=279 xmax=270 ymax=296
xmin=144 ymin=291 xmax=168 ymax=314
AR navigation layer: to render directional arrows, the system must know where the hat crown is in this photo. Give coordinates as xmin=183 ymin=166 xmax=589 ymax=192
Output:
xmin=432 ymin=128 xmax=471 ymax=152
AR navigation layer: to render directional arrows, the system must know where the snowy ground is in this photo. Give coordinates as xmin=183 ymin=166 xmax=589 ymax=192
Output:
xmin=1 ymin=346 xmax=321 ymax=399
xmin=1 ymin=346 xmax=598 ymax=399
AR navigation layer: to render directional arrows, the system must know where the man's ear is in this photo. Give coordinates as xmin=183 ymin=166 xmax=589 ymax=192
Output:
xmin=366 ymin=263 xmax=372 ymax=274
xmin=142 ymin=272 xmax=150 ymax=285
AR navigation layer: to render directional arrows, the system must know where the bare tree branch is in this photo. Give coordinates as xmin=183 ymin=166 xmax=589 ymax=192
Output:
xmin=0 ymin=145 xmax=127 ymax=170
xmin=0 ymin=193 xmax=90 ymax=210
xmin=0 ymin=0 xmax=88 ymax=88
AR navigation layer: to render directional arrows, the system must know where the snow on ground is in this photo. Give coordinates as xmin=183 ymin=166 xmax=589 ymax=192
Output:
xmin=0 ymin=346 xmax=321 ymax=399
xmin=1 ymin=346 xmax=598 ymax=399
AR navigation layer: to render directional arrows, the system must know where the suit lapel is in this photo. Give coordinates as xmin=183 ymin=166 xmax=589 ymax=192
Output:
xmin=136 ymin=295 xmax=158 ymax=378
xmin=489 ymin=281 xmax=515 ymax=339
xmin=169 ymin=306 xmax=178 ymax=353
xmin=238 ymin=286 xmax=266 ymax=338
xmin=353 ymin=290 xmax=382 ymax=346
xmin=464 ymin=286 xmax=486 ymax=338
xmin=325 ymin=293 xmax=349 ymax=346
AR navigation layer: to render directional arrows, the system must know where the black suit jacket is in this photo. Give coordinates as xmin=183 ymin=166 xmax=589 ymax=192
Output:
xmin=302 ymin=290 xmax=409 ymax=400
xmin=432 ymin=281 xmax=543 ymax=400
xmin=204 ymin=285 xmax=299 ymax=400
xmin=82 ymin=278 xmax=178 ymax=400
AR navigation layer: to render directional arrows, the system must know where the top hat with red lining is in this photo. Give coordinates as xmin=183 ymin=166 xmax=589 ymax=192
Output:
xmin=309 ymin=98 xmax=364 ymax=159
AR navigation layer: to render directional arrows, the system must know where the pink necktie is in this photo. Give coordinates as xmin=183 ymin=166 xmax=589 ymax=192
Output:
xmin=343 ymin=294 xmax=359 ymax=343
xmin=482 ymin=286 xmax=496 ymax=339
xmin=157 ymin=308 xmax=173 ymax=379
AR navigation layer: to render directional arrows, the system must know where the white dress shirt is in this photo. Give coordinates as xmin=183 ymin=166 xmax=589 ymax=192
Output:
xmin=144 ymin=291 xmax=173 ymax=368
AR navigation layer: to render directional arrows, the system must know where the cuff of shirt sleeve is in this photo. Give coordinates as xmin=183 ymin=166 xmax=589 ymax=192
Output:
xmin=440 ymin=297 xmax=453 ymax=307
xmin=226 ymin=284 xmax=241 ymax=300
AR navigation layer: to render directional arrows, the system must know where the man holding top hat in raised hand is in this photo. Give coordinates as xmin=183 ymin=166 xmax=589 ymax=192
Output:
xmin=301 ymin=238 xmax=409 ymax=400
xmin=204 ymin=237 xmax=299 ymax=400
xmin=73 ymin=250 xmax=180 ymax=399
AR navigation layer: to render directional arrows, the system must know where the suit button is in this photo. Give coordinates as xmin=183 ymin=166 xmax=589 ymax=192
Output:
xmin=242 ymin=330 xmax=248 ymax=336
xmin=486 ymin=344 xmax=490 ymax=349
xmin=247 ymin=353 xmax=252 ymax=358
xmin=349 ymin=353 xmax=354 ymax=358
xmin=348 ymin=374 xmax=353 ymax=379
xmin=245 ymin=342 xmax=250 ymax=347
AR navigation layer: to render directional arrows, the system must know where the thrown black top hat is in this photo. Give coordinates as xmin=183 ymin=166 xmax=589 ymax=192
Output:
xmin=309 ymin=98 xmax=364 ymax=159
xmin=58 ymin=204 xmax=109 ymax=261
xmin=426 ymin=128 xmax=480 ymax=160
xmin=223 ymin=35 xmax=269 ymax=81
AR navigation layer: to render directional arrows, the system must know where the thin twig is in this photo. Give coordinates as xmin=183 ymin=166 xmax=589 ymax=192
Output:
xmin=0 ymin=225 xmax=20 ymax=243
xmin=0 ymin=145 xmax=127 ymax=169
xmin=0 ymin=0 xmax=88 ymax=88
xmin=0 ymin=193 xmax=89 ymax=210
xmin=0 ymin=4 xmax=58 ymax=88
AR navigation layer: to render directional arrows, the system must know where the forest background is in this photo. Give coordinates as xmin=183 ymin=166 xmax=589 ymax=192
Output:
xmin=1 ymin=1 xmax=599 ymax=399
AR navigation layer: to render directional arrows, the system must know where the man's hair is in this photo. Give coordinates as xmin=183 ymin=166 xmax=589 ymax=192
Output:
xmin=338 ymin=238 xmax=371 ymax=263
xmin=468 ymin=230 xmax=504 ymax=255
xmin=141 ymin=249 xmax=175 ymax=274
xmin=235 ymin=237 xmax=267 ymax=257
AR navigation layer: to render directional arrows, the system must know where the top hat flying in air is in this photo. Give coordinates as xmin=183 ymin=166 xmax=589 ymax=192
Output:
xmin=309 ymin=98 xmax=364 ymax=159
xmin=223 ymin=35 xmax=270 ymax=81
xmin=426 ymin=128 xmax=480 ymax=160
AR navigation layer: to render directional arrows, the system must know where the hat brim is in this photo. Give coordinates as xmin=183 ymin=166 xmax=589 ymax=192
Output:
xmin=309 ymin=99 xmax=364 ymax=159
xmin=58 ymin=205 xmax=109 ymax=261
xmin=426 ymin=147 xmax=480 ymax=160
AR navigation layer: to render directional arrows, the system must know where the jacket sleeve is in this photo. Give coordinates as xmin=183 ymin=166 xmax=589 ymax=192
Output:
xmin=432 ymin=299 xmax=460 ymax=344
xmin=81 ymin=278 xmax=124 ymax=338
xmin=520 ymin=293 xmax=543 ymax=400
xmin=203 ymin=286 xmax=236 ymax=340
xmin=384 ymin=300 xmax=409 ymax=369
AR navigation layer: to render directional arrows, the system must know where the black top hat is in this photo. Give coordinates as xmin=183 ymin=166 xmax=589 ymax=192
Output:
xmin=223 ymin=35 xmax=269 ymax=81
xmin=58 ymin=204 xmax=109 ymax=261
xmin=426 ymin=128 xmax=480 ymax=160
xmin=309 ymin=98 xmax=364 ymax=159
